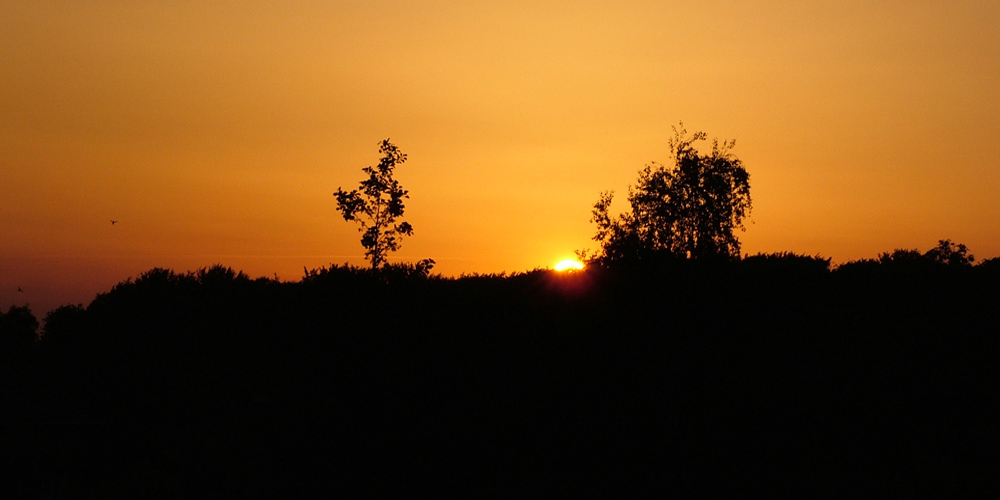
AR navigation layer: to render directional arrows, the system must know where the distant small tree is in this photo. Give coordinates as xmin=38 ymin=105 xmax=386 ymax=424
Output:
xmin=876 ymin=240 xmax=975 ymax=268
xmin=334 ymin=139 xmax=414 ymax=269
xmin=591 ymin=123 xmax=752 ymax=262
xmin=924 ymin=239 xmax=974 ymax=267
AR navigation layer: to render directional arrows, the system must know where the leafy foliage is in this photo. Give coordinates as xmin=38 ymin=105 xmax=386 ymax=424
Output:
xmin=334 ymin=139 xmax=414 ymax=269
xmin=590 ymin=123 xmax=752 ymax=263
xmin=302 ymin=258 xmax=437 ymax=285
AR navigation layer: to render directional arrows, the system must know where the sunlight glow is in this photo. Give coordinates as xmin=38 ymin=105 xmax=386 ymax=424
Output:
xmin=553 ymin=259 xmax=585 ymax=272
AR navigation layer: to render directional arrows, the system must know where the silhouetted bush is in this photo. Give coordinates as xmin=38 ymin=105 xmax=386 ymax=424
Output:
xmin=195 ymin=263 xmax=251 ymax=287
xmin=41 ymin=303 xmax=87 ymax=345
xmin=0 ymin=304 xmax=39 ymax=352
xmin=977 ymin=256 xmax=1000 ymax=273
xmin=741 ymin=252 xmax=831 ymax=277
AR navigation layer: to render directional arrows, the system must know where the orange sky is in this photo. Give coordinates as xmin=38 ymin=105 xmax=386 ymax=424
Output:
xmin=3 ymin=0 xmax=999 ymax=316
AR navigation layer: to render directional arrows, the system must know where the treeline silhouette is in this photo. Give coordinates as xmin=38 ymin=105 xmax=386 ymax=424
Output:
xmin=4 ymin=246 xmax=1000 ymax=496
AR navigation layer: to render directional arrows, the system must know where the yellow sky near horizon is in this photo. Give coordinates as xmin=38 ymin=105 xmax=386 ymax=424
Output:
xmin=3 ymin=0 xmax=999 ymax=315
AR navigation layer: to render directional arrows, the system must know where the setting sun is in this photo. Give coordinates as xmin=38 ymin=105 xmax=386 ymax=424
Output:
xmin=3 ymin=0 xmax=1000 ymax=318
xmin=553 ymin=259 xmax=585 ymax=272
xmin=4 ymin=2 xmax=1000 ymax=493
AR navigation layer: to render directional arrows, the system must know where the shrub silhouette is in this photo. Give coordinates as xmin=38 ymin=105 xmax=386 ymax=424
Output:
xmin=0 ymin=304 xmax=39 ymax=352
xmin=41 ymin=303 xmax=87 ymax=345
xmin=977 ymin=256 xmax=1000 ymax=273
xmin=742 ymin=252 xmax=831 ymax=274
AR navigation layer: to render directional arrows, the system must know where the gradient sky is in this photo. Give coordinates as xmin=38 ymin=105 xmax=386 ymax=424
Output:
xmin=3 ymin=0 xmax=999 ymax=316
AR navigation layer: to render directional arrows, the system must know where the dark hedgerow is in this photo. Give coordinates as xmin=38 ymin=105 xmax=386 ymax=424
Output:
xmin=4 ymin=243 xmax=1000 ymax=496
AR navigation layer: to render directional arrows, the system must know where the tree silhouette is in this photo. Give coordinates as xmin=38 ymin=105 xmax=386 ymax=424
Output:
xmin=869 ymin=240 xmax=975 ymax=271
xmin=590 ymin=123 xmax=752 ymax=262
xmin=924 ymin=239 xmax=974 ymax=267
xmin=334 ymin=139 xmax=414 ymax=269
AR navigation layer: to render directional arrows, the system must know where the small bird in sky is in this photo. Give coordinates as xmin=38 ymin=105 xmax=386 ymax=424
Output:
xmin=17 ymin=286 xmax=24 ymax=293
xmin=110 ymin=220 xmax=118 ymax=225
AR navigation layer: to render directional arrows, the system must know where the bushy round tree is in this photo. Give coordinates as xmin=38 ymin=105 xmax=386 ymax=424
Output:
xmin=590 ymin=124 xmax=752 ymax=263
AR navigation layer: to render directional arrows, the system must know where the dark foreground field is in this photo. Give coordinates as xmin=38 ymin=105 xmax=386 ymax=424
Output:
xmin=4 ymin=255 xmax=1000 ymax=497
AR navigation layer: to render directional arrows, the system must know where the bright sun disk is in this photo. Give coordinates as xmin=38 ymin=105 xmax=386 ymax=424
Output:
xmin=554 ymin=259 xmax=585 ymax=272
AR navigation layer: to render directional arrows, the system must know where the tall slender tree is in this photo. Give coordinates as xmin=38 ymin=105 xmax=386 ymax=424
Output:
xmin=334 ymin=139 xmax=414 ymax=269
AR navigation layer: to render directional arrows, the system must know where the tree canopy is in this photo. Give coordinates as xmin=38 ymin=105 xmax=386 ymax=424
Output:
xmin=590 ymin=124 xmax=752 ymax=263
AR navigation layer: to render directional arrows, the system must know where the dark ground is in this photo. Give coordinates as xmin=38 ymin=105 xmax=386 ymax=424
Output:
xmin=3 ymin=257 xmax=1000 ymax=497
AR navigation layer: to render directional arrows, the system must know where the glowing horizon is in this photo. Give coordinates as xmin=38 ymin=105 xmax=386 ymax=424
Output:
xmin=3 ymin=0 xmax=999 ymax=316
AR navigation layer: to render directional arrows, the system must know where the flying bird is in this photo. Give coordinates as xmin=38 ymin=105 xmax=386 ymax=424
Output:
xmin=17 ymin=286 xmax=24 ymax=293
xmin=110 ymin=220 xmax=118 ymax=225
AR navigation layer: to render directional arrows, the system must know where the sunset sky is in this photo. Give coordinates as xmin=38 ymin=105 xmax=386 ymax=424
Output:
xmin=3 ymin=0 xmax=999 ymax=315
